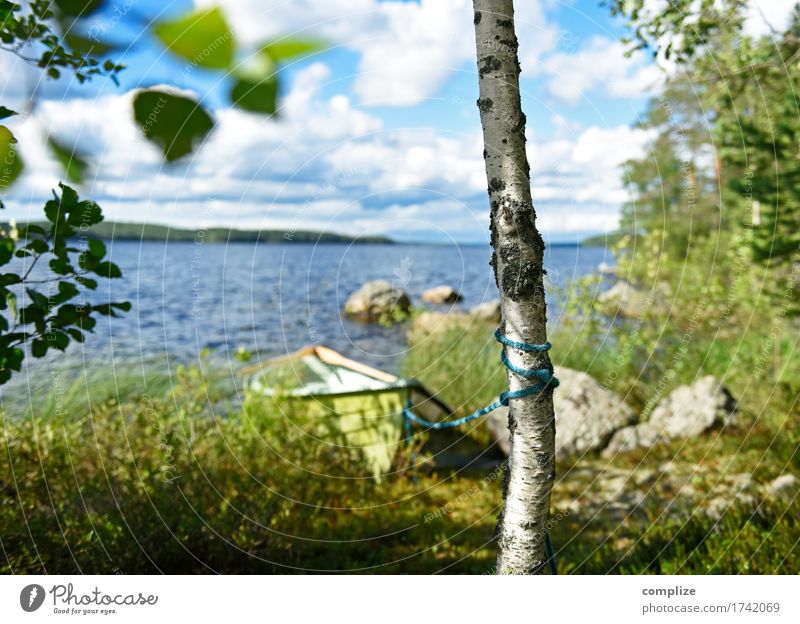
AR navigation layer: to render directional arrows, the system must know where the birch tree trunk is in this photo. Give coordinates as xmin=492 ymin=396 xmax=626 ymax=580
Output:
xmin=471 ymin=0 xmax=557 ymax=574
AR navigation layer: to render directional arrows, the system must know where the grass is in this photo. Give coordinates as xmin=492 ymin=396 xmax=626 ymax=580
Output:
xmin=1 ymin=319 xmax=797 ymax=573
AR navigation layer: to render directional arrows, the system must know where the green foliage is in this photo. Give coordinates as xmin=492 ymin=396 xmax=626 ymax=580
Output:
xmin=0 ymin=0 xmax=123 ymax=84
xmin=261 ymin=37 xmax=325 ymax=63
xmin=607 ymin=0 xmax=747 ymax=62
xmin=613 ymin=2 xmax=800 ymax=323
xmin=47 ymin=137 xmax=89 ymax=183
xmin=0 ymin=183 xmax=128 ymax=384
xmin=0 ymin=124 xmax=23 ymax=188
xmin=153 ymin=6 xmax=234 ymax=69
xmin=230 ymin=67 xmax=278 ymax=115
xmin=133 ymin=89 xmax=215 ymax=162
xmin=714 ymin=26 xmax=800 ymax=266
xmin=227 ymin=36 xmax=326 ymax=115
xmin=0 ymin=3 xmax=330 ymax=171
xmin=53 ymin=0 xmax=104 ymax=18
xmin=1 ymin=355 xmax=796 ymax=573
xmin=0 ymin=370 xmax=495 ymax=573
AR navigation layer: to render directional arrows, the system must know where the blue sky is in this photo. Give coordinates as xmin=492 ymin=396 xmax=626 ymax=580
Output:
xmin=1 ymin=0 xmax=793 ymax=242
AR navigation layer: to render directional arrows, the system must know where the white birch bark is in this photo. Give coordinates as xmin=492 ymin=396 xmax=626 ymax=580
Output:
xmin=471 ymin=0 xmax=557 ymax=574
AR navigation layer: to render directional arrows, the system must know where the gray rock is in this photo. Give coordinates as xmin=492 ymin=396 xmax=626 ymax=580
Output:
xmin=421 ymin=285 xmax=463 ymax=305
xmin=409 ymin=300 xmax=500 ymax=340
xmin=555 ymin=461 xmax=760 ymax=523
xmin=650 ymin=375 xmax=737 ymax=436
xmin=469 ymin=299 xmax=501 ymax=323
xmin=597 ymin=281 xmax=667 ymax=319
xmin=487 ymin=368 xmax=636 ymax=458
xmin=604 ymin=375 xmax=737 ymax=456
xmin=409 ymin=311 xmax=468 ymax=338
xmin=765 ymin=474 xmax=799 ymax=503
xmin=343 ymin=280 xmax=411 ymax=322
xmin=705 ymin=473 xmax=757 ymax=520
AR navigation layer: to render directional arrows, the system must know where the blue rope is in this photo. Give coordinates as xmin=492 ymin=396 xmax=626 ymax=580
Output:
xmin=402 ymin=329 xmax=558 ymax=430
xmin=403 ymin=327 xmax=559 ymax=574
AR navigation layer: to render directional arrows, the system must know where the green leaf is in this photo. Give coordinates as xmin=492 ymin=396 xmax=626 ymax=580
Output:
xmin=92 ymin=301 xmax=129 ymax=317
xmin=92 ymin=303 xmax=114 ymax=316
xmin=0 ymin=106 xmax=17 ymax=120
xmin=74 ymin=275 xmax=97 ymax=289
xmin=5 ymin=347 xmax=23 ymax=371
xmin=50 ymin=256 xmax=74 ymax=275
xmin=0 ymin=272 xmax=20 ymax=286
xmin=88 ymin=238 xmax=106 ymax=259
xmin=0 ymin=2 xmax=18 ymax=26
xmin=230 ymin=73 xmax=278 ymax=115
xmin=92 ymin=260 xmax=121 ymax=279
xmin=31 ymin=338 xmax=47 ymax=358
xmin=44 ymin=199 xmax=62 ymax=223
xmin=133 ymin=89 xmax=215 ymax=161
xmin=152 ymin=6 xmax=234 ymax=69
xmin=64 ymin=32 xmax=114 ymax=56
xmin=66 ymin=327 xmax=84 ymax=343
xmin=26 ymin=288 xmax=48 ymax=309
xmin=55 ymin=280 xmax=80 ymax=303
xmin=0 ymin=125 xmax=23 ymax=189
xmin=0 ymin=238 xmax=13 ymax=265
xmin=25 ymin=238 xmax=49 ymax=254
xmin=58 ymin=182 xmax=79 ymax=208
xmin=260 ymin=37 xmax=325 ymax=63
xmin=48 ymin=137 xmax=89 ymax=184
xmin=20 ymin=224 xmax=47 ymax=237
xmin=54 ymin=0 xmax=105 ymax=17
xmin=69 ymin=200 xmax=102 ymax=227
xmin=51 ymin=331 xmax=70 ymax=351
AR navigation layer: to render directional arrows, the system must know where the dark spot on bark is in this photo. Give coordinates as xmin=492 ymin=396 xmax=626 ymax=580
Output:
xmin=482 ymin=149 xmax=488 ymax=159
xmin=489 ymin=201 xmax=500 ymax=283
xmin=477 ymin=97 xmax=493 ymax=113
xmin=473 ymin=11 xmax=481 ymax=25
xmin=493 ymin=197 xmax=546 ymax=302
xmin=501 ymin=138 xmax=508 ymax=144
xmin=488 ymin=177 xmax=506 ymax=193
xmin=499 ymin=37 xmax=518 ymax=51
xmin=496 ymin=18 xmax=513 ymax=28
xmin=478 ymin=55 xmax=502 ymax=78
xmin=513 ymin=112 xmax=527 ymax=134
xmin=499 ymin=242 xmax=540 ymax=301
xmin=507 ymin=408 xmax=517 ymax=437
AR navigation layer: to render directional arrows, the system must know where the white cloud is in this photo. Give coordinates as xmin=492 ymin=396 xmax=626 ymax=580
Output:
xmin=198 ymin=0 xmax=563 ymax=107
xmin=195 ymin=0 xmax=474 ymax=107
xmin=539 ymin=36 xmax=663 ymax=104
xmin=4 ymin=73 xmax=649 ymax=239
xmin=0 ymin=1 xmax=658 ymax=240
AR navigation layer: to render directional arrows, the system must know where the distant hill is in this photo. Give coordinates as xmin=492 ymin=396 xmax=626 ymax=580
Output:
xmin=6 ymin=221 xmax=394 ymax=244
xmin=581 ymin=231 xmax=630 ymax=247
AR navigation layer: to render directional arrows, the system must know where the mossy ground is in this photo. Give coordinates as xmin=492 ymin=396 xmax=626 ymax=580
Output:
xmin=1 ymin=323 xmax=797 ymax=574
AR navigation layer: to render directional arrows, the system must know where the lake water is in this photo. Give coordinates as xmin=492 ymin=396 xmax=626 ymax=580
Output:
xmin=8 ymin=241 xmax=613 ymax=384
